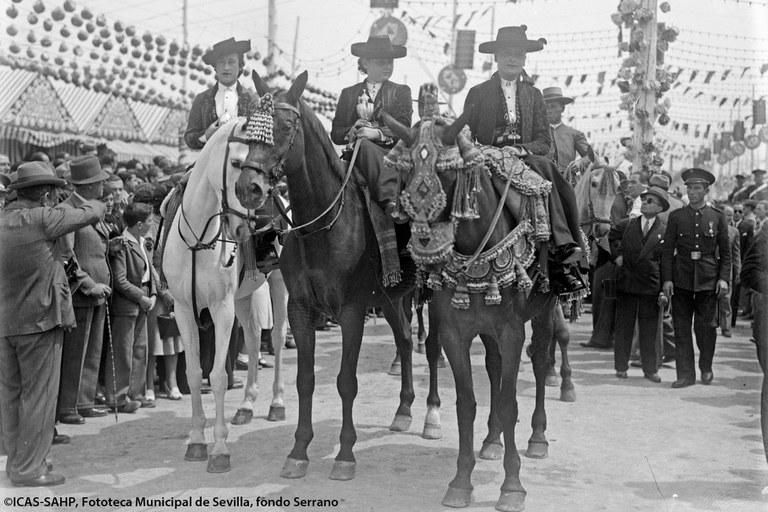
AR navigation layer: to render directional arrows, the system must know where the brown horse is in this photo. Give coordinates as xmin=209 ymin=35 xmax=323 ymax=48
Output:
xmin=381 ymin=105 xmax=564 ymax=511
xmin=245 ymin=71 xmax=444 ymax=481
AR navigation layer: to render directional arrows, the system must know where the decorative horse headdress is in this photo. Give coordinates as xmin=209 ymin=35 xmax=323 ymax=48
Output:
xmin=245 ymin=93 xmax=275 ymax=145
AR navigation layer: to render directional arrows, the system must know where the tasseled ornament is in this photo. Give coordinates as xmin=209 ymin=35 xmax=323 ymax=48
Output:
xmin=451 ymin=163 xmax=480 ymax=220
xmin=514 ymin=259 xmax=533 ymax=291
xmin=484 ymin=275 xmax=502 ymax=305
xmin=245 ymin=93 xmax=275 ymax=145
xmin=451 ymin=278 xmax=470 ymax=309
xmin=241 ymin=236 xmax=262 ymax=281
xmin=426 ymin=271 xmax=443 ymax=290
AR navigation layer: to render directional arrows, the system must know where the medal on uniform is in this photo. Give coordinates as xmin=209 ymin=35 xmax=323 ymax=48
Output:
xmin=708 ymin=221 xmax=714 ymax=237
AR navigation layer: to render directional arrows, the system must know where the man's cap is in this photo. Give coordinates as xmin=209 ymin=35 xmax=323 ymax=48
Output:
xmin=681 ymin=167 xmax=716 ymax=186
xmin=68 ymin=155 xmax=110 ymax=185
xmin=641 ymin=186 xmax=670 ymax=212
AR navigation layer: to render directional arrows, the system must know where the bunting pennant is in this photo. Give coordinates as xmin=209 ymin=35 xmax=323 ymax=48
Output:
xmin=740 ymin=66 xmax=750 ymax=78
xmin=690 ymin=70 xmax=698 ymax=81
xmin=721 ymin=69 xmax=730 ymax=81
xmin=597 ymin=71 xmax=606 ymax=83
xmin=565 ymin=75 xmax=573 ymax=86
xmin=704 ymin=71 xmax=715 ymax=83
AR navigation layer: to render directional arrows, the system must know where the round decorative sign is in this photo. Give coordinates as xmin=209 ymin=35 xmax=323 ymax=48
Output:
xmin=745 ymin=133 xmax=761 ymax=150
xmin=370 ymin=16 xmax=407 ymax=46
xmin=438 ymin=65 xmax=467 ymax=95
xmin=732 ymin=141 xmax=746 ymax=156
xmin=716 ymin=152 xmax=728 ymax=165
xmin=723 ymin=148 xmax=735 ymax=161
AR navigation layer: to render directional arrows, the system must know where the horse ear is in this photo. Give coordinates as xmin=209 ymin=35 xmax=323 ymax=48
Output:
xmin=380 ymin=111 xmax=412 ymax=146
xmin=440 ymin=112 xmax=469 ymax=146
xmin=287 ymin=70 xmax=308 ymax=104
xmin=252 ymin=70 xmax=269 ymax=97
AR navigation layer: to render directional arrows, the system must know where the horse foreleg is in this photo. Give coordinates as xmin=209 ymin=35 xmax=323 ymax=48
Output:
xmin=267 ymin=270 xmax=288 ymax=421
xmin=553 ymin=304 xmax=576 ymax=402
xmin=281 ymin=298 xmax=316 ymax=479
xmin=422 ymin=305 xmax=441 ymax=440
xmin=477 ymin=334 xmax=504 ymax=461
xmin=527 ymin=302 xmax=553 ymax=460
xmin=496 ymin=323 xmax=527 ymax=512
xmin=175 ymin=304 xmax=207 ymax=463
xmin=383 ymin=296 xmax=415 ymax=433
xmin=330 ymin=302 xmax=366 ymax=481
xmin=232 ymin=294 xmax=259 ymax=426
xmin=206 ymin=301 xmax=234 ymax=473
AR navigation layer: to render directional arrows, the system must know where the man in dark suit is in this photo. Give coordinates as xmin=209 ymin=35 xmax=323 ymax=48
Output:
xmin=728 ymin=174 xmax=748 ymax=202
xmin=0 ymin=162 xmax=105 ymax=486
xmin=331 ymin=35 xmax=412 ymax=216
xmin=718 ymin=205 xmax=741 ymax=337
xmin=105 ymin=202 xmax=157 ymax=412
xmin=56 ymin=155 xmax=112 ymax=425
xmin=462 ymin=26 xmax=584 ymax=293
xmin=611 ymin=186 xmax=669 ymax=382
xmin=662 ymin=168 xmax=731 ymax=388
xmin=749 ymin=169 xmax=768 ymax=202
xmin=184 ymin=37 xmax=256 ymax=150
xmin=542 ymin=86 xmax=592 ymax=181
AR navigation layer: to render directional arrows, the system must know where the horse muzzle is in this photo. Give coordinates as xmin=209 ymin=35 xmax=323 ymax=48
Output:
xmin=235 ymin=166 xmax=268 ymax=210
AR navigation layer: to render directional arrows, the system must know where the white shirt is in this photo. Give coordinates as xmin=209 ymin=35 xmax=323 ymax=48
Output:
xmin=500 ymin=79 xmax=518 ymax=123
xmin=215 ymin=82 xmax=239 ymax=124
xmin=641 ymin=215 xmax=656 ymax=235
xmin=365 ymin=81 xmax=381 ymax=102
xmin=122 ymin=229 xmax=151 ymax=284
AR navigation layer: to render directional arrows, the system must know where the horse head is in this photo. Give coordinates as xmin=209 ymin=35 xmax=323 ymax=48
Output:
xmin=574 ymin=163 xmax=619 ymax=241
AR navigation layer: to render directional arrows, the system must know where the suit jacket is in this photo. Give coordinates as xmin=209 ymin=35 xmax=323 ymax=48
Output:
xmin=749 ymin=183 xmax=768 ymax=201
xmin=740 ymin=225 xmax=767 ymax=293
xmin=549 ymin=123 xmax=590 ymax=171
xmin=727 ymin=225 xmax=741 ymax=285
xmin=0 ymin=199 xmax=104 ymax=337
xmin=184 ymin=82 xmax=256 ymax=150
xmin=611 ymin=216 xmax=666 ymax=295
xmin=110 ymin=234 xmax=156 ymax=317
xmin=60 ymin=193 xmax=111 ymax=307
xmin=463 ymin=72 xmax=550 ymax=156
xmin=661 ymin=204 xmax=731 ymax=292
xmin=331 ymin=80 xmax=412 ymax=147
xmin=738 ymin=216 xmax=755 ymax=256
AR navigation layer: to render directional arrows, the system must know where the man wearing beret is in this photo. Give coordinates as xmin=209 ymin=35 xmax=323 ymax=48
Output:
xmin=611 ymin=186 xmax=669 ymax=382
xmin=56 ymin=156 xmax=112 ymax=425
xmin=542 ymin=86 xmax=593 ymax=184
xmin=184 ymin=37 xmax=257 ymax=150
xmin=662 ymin=168 xmax=731 ymax=388
xmin=463 ymin=26 xmax=585 ymax=293
xmin=0 ymin=162 xmax=105 ymax=486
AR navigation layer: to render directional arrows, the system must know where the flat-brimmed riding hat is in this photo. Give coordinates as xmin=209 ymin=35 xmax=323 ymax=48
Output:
xmin=681 ymin=167 xmax=716 ymax=186
xmin=542 ymin=86 xmax=574 ymax=105
xmin=641 ymin=186 xmax=670 ymax=212
xmin=734 ymin=173 xmax=747 ymax=179
xmin=478 ymin=26 xmax=546 ymax=54
xmin=351 ymin=35 xmax=406 ymax=59
xmin=202 ymin=37 xmax=251 ymax=66
xmin=69 ymin=155 xmax=110 ymax=185
xmin=8 ymin=161 xmax=65 ymax=190
xmin=752 ymin=168 xmax=766 ymax=175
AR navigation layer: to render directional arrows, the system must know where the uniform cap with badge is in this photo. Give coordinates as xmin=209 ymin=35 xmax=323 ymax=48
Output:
xmin=681 ymin=167 xmax=715 ymax=186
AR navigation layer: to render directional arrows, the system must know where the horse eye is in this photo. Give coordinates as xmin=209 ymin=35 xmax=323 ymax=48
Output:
xmin=230 ymin=159 xmax=242 ymax=168
xmin=591 ymin=182 xmax=598 ymax=187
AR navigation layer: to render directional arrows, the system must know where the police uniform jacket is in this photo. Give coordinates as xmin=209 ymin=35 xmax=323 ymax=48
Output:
xmin=463 ymin=72 xmax=550 ymax=156
xmin=184 ymin=82 xmax=255 ymax=150
xmin=0 ymin=199 xmax=104 ymax=336
xmin=661 ymin=204 xmax=731 ymax=292
xmin=612 ymin=216 xmax=666 ymax=295
xmin=330 ymin=80 xmax=412 ymax=147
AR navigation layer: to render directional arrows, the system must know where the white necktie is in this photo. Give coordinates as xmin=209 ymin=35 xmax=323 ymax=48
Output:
xmin=642 ymin=218 xmax=649 ymax=236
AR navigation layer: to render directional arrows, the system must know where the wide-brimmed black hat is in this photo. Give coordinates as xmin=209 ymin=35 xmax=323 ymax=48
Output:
xmin=478 ymin=26 xmax=546 ymax=54
xmin=202 ymin=37 xmax=251 ymax=66
xmin=542 ymin=86 xmax=574 ymax=105
xmin=351 ymin=35 xmax=406 ymax=59
xmin=641 ymin=186 xmax=670 ymax=212
xmin=681 ymin=167 xmax=716 ymax=186
xmin=9 ymin=161 xmax=65 ymax=190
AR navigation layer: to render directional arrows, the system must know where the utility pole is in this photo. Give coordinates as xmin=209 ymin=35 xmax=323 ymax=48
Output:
xmin=267 ymin=0 xmax=277 ymax=75
xmin=448 ymin=0 xmax=458 ymax=110
xmin=631 ymin=0 xmax=658 ymax=175
xmin=178 ymin=0 xmax=189 ymax=164
xmin=291 ymin=17 xmax=300 ymax=77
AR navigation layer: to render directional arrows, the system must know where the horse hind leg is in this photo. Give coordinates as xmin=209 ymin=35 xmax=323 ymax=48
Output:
xmin=383 ymin=296 xmax=415 ymax=433
xmin=553 ymin=304 xmax=576 ymax=403
xmin=526 ymin=304 xmax=552 ymax=459
xmin=478 ymin=334 xmax=504 ymax=461
xmin=422 ymin=306 xmax=441 ymax=440
xmin=175 ymin=303 xmax=208 ymax=463
xmin=330 ymin=302 xmax=367 ymax=481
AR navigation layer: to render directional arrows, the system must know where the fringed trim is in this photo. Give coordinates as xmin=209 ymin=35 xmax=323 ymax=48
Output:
xmin=451 ymin=278 xmax=470 ymax=309
xmin=245 ymin=93 xmax=275 ymax=145
xmin=382 ymin=270 xmax=402 ymax=288
xmin=480 ymin=145 xmax=552 ymax=197
xmin=426 ymin=271 xmax=443 ymax=290
xmin=451 ymin=161 xmax=481 ymax=220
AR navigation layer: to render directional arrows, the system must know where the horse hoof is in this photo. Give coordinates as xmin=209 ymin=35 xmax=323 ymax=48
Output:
xmin=496 ymin=491 xmax=526 ymax=512
xmin=479 ymin=442 xmax=504 ymax=460
xmin=560 ymin=388 xmax=576 ymax=403
xmin=184 ymin=443 xmax=208 ymax=461
xmin=525 ymin=440 xmax=548 ymax=459
xmin=389 ymin=414 xmax=412 ymax=432
xmin=442 ymin=487 xmax=472 ymax=508
xmin=329 ymin=460 xmax=356 ymax=481
xmin=422 ymin=423 xmax=442 ymax=440
xmin=388 ymin=362 xmax=401 ymax=376
xmin=231 ymin=408 xmax=253 ymax=425
xmin=280 ymin=458 xmax=309 ymax=479
xmin=207 ymin=453 xmax=231 ymax=473
xmin=267 ymin=405 xmax=286 ymax=422
xmin=545 ymin=375 xmax=559 ymax=387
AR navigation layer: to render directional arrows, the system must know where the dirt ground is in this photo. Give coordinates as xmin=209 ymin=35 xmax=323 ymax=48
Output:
xmin=1 ymin=311 xmax=767 ymax=512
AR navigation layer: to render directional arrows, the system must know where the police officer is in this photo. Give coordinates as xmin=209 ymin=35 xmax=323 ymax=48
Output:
xmin=662 ymin=168 xmax=731 ymax=388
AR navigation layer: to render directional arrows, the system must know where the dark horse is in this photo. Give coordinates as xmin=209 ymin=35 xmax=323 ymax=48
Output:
xmin=381 ymin=101 xmax=566 ymax=511
xmin=246 ymin=71 xmax=444 ymax=480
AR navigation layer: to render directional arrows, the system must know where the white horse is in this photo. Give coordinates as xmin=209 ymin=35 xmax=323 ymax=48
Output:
xmin=162 ymin=107 xmax=279 ymax=473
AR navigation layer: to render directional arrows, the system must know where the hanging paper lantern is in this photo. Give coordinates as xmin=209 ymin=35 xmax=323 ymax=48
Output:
xmin=26 ymin=48 xmax=36 ymax=59
xmin=59 ymin=41 xmax=68 ymax=52
xmin=119 ymin=44 xmax=128 ymax=54
xmin=732 ymin=142 xmax=746 ymax=156
xmin=126 ymin=60 xmax=136 ymax=69
xmin=85 ymin=22 xmax=94 ymax=33
xmin=169 ymin=41 xmax=179 ymax=56
xmin=60 ymin=26 xmax=71 ymax=37
xmin=144 ymin=41 xmax=154 ymax=51
xmin=6 ymin=5 xmax=18 ymax=18
xmin=100 ymin=53 xmax=109 ymax=63
xmin=115 ymin=32 xmax=124 ymax=43
xmin=33 ymin=0 xmax=45 ymax=14
xmin=155 ymin=54 xmax=164 ymax=63
xmin=660 ymin=1 xmax=671 ymax=13
xmin=130 ymin=37 xmax=141 ymax=47
xmin=167 ymin=57 xmax=175 ymax=66
xmin=9 ymin=43 xmax=21 ymax=54
xmin=63 ymin=0 xmax=76 ymax=12
xmin=51 ymin=6 xmax=65 ymax=20
xmin=179 ymin=47 xmax=189 ymax=59
xmin=113 ymin=56 xmax=122 ymax=66
xmin=178 ymin=68 xmax=187 ymax=77
xmin=54 ymin=55 xmax=64 ymax=66
xmin=27 ymin=31 xmax=37 ymax=43
xmin=71 ymin=15 xmax=82 ymax=27
xmin=657 ymin=113 xmax=670 ymax=126
xmin=203 ymin=67 xmax=213 ymax=76
xmin=178 ymin=59 xmax=186 ymax=68
xmin=126 ymin=25 xmax=136 ymax=37
xmin=103 ymin=40 xmax=113 ymax=51
xmin=131 ymin=49 xmax=141 ymax=58
xmin=73 ymin=45 xmax=83 ymax=56
xmin=99 ymin=27 xmax=109 ymax=39
xmin=42 ymin=18 xmax=54 ymax=31
xmin=41 ymin=36 xmax=52 ymax=47
xmin=27 ymin=12 xmax=39 ymax=24
xmin=81 ymin=7 xmax=92 ymax=20
xmin=142 ymin=31 xmax=152 ymax=44
xmin=41 ymin=53 xmax=50 ymax=63
xmin=92 ymin=36 xmax=101 ymax=47
xmin=95 ymin=13 xmax=106 ymax=27
xmin=77 ymin=30 xmax=87 ymax=41
xmin=6 ymin=25 xmax=18 ymax=36
xmin=114 ymin=20 xmax=124 ymax=32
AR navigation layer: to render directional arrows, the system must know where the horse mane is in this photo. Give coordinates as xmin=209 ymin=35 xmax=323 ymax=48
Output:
xmin=297 ymin=100 xmax=346 ymax=181
xmin=596 ymin=165 xmax=619 ymax=196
